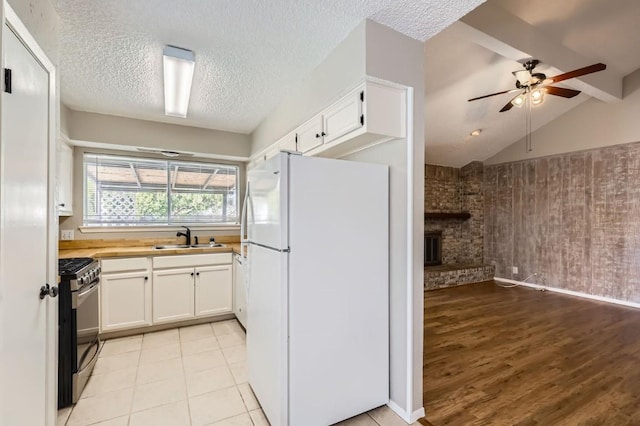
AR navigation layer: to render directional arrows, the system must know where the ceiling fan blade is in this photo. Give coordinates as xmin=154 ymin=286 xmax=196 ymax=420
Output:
xmin=499 ymin=92 xmax=524 ymax=112
xmin=468 ymin=88 xmax=521 ymax=102
xmin=547 ymin=63 xmax=606 ymax=84
xmin=545 ymin=86 xmax=581 ymax=98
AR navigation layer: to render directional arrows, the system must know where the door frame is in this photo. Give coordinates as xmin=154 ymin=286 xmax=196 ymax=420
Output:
xmin=1 ymin=2 xmax=59 ymax=424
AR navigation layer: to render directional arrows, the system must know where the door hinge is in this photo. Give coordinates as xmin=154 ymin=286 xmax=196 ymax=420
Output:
xmin=360 ymin=90 xmax=364 ymax=102
xmin=4 ymin=68 xmax=12 ymax=94
xmin=360 ymin=114 xmax=364 ymax=126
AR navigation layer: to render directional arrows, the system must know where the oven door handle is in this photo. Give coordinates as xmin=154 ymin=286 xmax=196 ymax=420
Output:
xmin=74 ymin=279 xmax=100 ymax=309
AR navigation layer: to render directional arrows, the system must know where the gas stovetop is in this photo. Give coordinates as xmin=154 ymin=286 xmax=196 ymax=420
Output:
xmin=58 ymin=257 xmax=95 ymax=277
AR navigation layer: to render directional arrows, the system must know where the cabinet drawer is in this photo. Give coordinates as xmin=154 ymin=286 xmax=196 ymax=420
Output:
xmin=101 ymin=257 xmax=149 ymax=273
xmin=153 ymin=253 xmax=232 ymax=269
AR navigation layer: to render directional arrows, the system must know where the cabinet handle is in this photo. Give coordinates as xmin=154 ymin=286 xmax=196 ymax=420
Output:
xmin=58 ymin=203 xmax=65 ymax=207
xmin=196 ymin=272 xmax=200 ymax=276
xmin=315 ymin=133 xmax=321 ymax=138
xmin=191 ymin=272 xmax=194 ymax=277
xmin=321 ymin=132 xmax=326 ymax=136
xmin=144 ymin=276 xmax=148 ymax=281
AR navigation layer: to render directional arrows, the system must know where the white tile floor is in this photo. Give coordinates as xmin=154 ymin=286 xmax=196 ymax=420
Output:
xmin=57 ymin=320 xmax=416 ymax=426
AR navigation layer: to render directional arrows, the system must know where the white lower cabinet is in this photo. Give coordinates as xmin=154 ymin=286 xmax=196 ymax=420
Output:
xmin=100 ymin=253 xmax=233 ymax=333
xmin=195 ymin=265 xmax=233 ymax=317
xmin=101 ymin=271 xmax=152 ymax=332
xmin=152 ymin=268 xmax=195 ymax=324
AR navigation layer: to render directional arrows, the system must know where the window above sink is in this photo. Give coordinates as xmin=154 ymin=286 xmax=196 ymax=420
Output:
xmin=83 ymin=153 xmax=239 ymax=227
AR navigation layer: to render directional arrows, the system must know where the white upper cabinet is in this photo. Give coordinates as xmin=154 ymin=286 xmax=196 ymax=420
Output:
xmin=57 ymin=139 xmax=73 ymax=216
xmin=247 ymin=79 xmax=406 ymax=162
xmin=296 ymin=116 xmax=324 ymax=153
xmin=313 ymin=81 xmax=405 ymax=158
xmin=277 ymin=130 xmax=297 ymax=153
xmin=322 ymin=90 xmax=363 ymax=144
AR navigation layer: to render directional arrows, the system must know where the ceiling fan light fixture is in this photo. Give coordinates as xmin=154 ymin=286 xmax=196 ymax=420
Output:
xmin=513 ymin=70 xmax=530 ymax=85
xmin=512 ymin=94 xmax=525 ymax=108
xmin=531 ymin=88 xmax=545 ymax=105
xmin=163 ymin=45 xmax=196 ymax=118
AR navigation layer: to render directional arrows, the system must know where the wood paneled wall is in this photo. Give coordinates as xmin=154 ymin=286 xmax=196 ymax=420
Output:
xmin=484 ymin=142 xmax=640 ymax=302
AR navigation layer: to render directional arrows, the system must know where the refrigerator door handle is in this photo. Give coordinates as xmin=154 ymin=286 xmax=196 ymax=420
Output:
xmin=248 ymin=241 xmax=290 ymax=253
xmin=240 ymin=181 xmax=250 ymax=256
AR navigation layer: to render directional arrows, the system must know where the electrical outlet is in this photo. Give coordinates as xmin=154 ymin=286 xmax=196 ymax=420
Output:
xmin=512 ymin=266 xmax=518 ymax=274
xmin=60 ymin=229 xmax=74 ymax=240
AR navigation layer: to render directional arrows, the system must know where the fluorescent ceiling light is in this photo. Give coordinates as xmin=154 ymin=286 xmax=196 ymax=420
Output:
xmin=163 ymin=46 xmax=195 ymax=118
xmin=470 ymin=129 xmax=482 ymax=137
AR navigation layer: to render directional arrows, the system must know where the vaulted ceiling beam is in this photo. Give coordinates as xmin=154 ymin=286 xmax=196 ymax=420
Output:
xmin=459 ymin=3 xmax=623 ymax=103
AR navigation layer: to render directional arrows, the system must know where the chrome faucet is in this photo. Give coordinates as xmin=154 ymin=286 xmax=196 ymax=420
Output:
xmin=177 ymin=226 xmax=191 ymax=246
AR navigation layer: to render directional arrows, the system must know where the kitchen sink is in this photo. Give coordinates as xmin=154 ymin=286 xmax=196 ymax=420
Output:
xmin=153 ymin=243 xmax=226 ymax=250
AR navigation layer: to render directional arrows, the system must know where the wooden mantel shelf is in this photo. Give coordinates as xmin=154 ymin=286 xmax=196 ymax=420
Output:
xmin=424 ymin=212 xmax=471 ymax=220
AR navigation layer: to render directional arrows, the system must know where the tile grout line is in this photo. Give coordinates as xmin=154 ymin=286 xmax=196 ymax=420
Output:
xmin=180 ymin=326 xmax=195 ymax=426
xmin=127 ymin=337 xmax=143 ymax=425
xmin=215 ymin=320 xmax=257 ymax=426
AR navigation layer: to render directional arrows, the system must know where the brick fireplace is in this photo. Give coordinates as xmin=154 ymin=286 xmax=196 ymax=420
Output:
xmin=424 ymin=162 xmax=494 ymax=290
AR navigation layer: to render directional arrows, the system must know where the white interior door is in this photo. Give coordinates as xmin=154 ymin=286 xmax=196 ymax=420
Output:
xmin=0 ymin=24 xmax=53 ymax=425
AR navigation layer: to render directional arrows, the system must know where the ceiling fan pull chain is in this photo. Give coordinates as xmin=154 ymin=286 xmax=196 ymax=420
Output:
xmin=526 ymin=95 xmax=533 ymax=153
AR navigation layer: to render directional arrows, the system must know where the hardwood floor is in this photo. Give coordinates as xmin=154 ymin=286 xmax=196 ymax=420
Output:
xmin=423 ymin=281 xmax=640 ymax=425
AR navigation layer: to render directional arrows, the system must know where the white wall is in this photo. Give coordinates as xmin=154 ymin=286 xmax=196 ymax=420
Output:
xmin=364 ymin=20 xmax=425 ymax=418
xmin=60 ymin=103 xmax=71 ymax=137
xmin=487 ymin=68 xmax=640 ymax=164
xmin=250 ymin=21 xmax=367 ymax=154
xmin=68 ymin=110 xmax=252 ymax=160
xmin=7 ymin=0 xmax=59 ymax=65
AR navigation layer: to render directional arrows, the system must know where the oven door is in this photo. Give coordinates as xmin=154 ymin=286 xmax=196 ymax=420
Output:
xmin=73 ymin=278 xmax=101 ymax=401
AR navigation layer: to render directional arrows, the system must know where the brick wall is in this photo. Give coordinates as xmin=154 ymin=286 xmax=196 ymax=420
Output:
xmin=484 ymin=141 xmax=640 ymax=303
xmin=425 ymin=162 xmax=484 ymax=265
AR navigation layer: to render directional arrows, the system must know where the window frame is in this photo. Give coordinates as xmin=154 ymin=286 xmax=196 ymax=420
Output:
xmin=82 ymin=152 xmax=241 ymax=227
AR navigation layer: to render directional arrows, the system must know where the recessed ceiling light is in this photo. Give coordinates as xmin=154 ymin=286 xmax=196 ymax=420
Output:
xmin=470 ymin=129 xmax=482 ymax=137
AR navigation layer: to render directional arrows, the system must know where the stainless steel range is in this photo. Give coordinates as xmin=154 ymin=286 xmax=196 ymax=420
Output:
xmin=58 ymin=257 xmax=101 ymax=408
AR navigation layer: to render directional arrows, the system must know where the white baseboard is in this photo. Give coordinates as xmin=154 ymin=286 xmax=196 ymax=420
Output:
xmin=494 ymin=277 xmax=640 ymax=310
xmin=387 ymin=400 xmax=426 ymax=424
xmin=410 ymin=407 xmax=426 ymax=423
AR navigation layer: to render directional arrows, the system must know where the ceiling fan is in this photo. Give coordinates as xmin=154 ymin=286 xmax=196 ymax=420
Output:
xmin=468 ymin=59 xmax=607 ymax=112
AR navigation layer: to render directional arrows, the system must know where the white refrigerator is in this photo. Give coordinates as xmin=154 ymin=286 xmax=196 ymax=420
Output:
xmin=242 ymin=152 xmax=389 ymax=426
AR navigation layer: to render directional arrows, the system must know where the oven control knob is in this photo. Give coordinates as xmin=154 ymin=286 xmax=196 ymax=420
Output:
xmin=78 ymin=277 xmax=84 ymax=286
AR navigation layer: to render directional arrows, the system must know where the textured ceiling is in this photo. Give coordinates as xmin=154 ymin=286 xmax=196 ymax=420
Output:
xmin=51 ymin=0 xmax=484 ymax=134
xmin=424 ymin=0 xmax=637 ymax=167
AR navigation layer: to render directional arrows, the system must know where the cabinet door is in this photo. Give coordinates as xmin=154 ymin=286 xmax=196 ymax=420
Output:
xmin=101 ymin=272 xmax=151 ymax=332
xmin=57 ymin=140 xmax=73 ymax=216
xmin=195 ymin=265 xmax=233 ymax=317
xmin=323 ymin=90 xmax=363 ymax=144
xmin=296 ymin=116 xmax=324 ymax=153
xmin=278 ymin=131 xmax=297 ymax=153
xmin=233 ymin=255 xmax=247 ymax=328
xmin=264 ymin=144 xmax=280 ymax=161
xmin=152 ymin=268 xmax=195 ymax=323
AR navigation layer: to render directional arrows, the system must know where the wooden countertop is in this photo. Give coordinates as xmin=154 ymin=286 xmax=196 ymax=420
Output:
xmin=58 ymin=238 xmax=244 ymax=260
